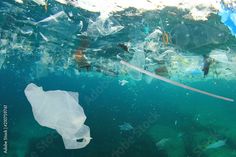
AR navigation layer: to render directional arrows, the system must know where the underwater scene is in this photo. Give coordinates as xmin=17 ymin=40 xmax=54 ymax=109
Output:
xmin=1 ymin=0 xmax=236 ymax=157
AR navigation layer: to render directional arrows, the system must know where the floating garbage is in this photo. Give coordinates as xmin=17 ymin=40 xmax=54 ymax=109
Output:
xmin=168 ymin=52 xmax=204 ymax=79
xmin=55 ymin=0 xmax=67 ymax=4
xmin=85 ymin=14 xmax=124 ymax=37
xmin=209 ymin=49 xmax=230 ymax=64
xmin=160 ymin=49 xmax=236 ymax=80
xmin=32 ymin=0 xmax=46 ymax=6
xmin=119 ymin=80 xmax=128 ymax=86
xmin=39 ymin=32 xmax=49 ymax=42
xmin=15 ymin=0 xmax=23 ymax=3
xmin=119 ymin=122 xmax=134 ymax=131
xmin=205 ymin=140 xmax=226 ymax=150
xmin=74 ymin=50 xmax=91 ymax=71
xmin=121 ymin=60 xmax=234 ymax=102
xmin=128 ymin=45 xmax=145 ymax=81
xmin=24 ymin=83 xmax=92 ymax=149
xmin=36 ymin=11 xmax=65 ymax=24
xmin=32 ymin=10 xmax=79 ymax=45
xmin=20 ymin=26 xmax=34 ymax=35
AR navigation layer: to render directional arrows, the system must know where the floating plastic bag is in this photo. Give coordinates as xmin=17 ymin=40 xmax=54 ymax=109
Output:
xmin=86 ymin=14 xmax=124 ymax=37
xmin=24 ymin=83 xmax=91 ymax=149
xmin=144 ymin=29 xmax=162 ymax=52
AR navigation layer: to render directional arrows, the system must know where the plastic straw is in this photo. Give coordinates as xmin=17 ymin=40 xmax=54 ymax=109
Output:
xmin=120 ymin=60 xmax=234 ymax=102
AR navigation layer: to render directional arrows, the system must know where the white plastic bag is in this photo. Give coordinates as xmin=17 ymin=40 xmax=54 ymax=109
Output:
xmin=24 ymin=83 xmax=91 ymax=149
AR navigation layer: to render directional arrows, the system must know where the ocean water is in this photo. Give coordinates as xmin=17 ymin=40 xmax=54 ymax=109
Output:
xmin=1 ymin=0 xmax=236 ymax=157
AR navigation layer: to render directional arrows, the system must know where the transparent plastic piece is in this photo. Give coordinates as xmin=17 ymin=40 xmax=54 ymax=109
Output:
xmin=24 ymin=83 xmax=92 ymax=149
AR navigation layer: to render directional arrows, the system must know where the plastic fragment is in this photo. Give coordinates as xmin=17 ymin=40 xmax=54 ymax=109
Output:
xmin=32 ymin=0 xmax=46 ymax=6
xmin=86 ymin=14 xmax=124 ymax=37
xmin=36 ymin=11 xmax=65 ymax=24
xmin=15 ymin=0 xmax=23 ymax=3
xmin=39 ymin=32 xmax=49 ymax=41
xmin=55 ymin=0 xmax=68 ymax=4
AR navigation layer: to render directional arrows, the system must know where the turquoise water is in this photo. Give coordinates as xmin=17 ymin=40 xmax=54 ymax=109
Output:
xmin=1 ymin=1 xmax=236 ymax=157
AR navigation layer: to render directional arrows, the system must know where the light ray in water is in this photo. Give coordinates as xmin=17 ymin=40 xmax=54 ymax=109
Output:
xmin=120 ymin=60 xmax=234 ymax=102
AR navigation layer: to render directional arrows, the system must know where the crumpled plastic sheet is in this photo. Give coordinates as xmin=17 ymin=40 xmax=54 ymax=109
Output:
xmin=24 ymin=83 xmax=92 ymax=149
xmin=84 ymin=14 xmax=124 ymax=38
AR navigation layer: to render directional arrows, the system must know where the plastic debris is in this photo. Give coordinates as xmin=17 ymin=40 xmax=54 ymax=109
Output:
xmin=0 ymin=53 xmax=6 ymax=70
xmin=15 ymin=0 xmax=23 ymax=3
xmin=207 ymin=49 xmax=236 ymax=79
xmin=35 ymin=10 xmax=79 ymax=39
xmin=205 ymin=140 xmax=226 ymax=150
xmin=202 ymin=55 xmax=213 ymax=77
xmin=20 ymin=26 xmax=34 ymax=35
xmin=55 ymin=0 xmax=68 ymax=4
xmin=121 ymin=60 xmax=234 ymax=102
xmin=119 ymin=122 xmax=134 ymax=131
xmin=32 ymin=0 xmax=46 ymax=6
xmin=119 ymin=80 xmax=128 ymax=86
xmin=171 ymin=23 xmax=229 ymax=51
xmin=36 ymin=11 xmax=65 ymax=24
xmin=128 ymin=46 xmax=145 ymax=81
xmin=209 ymin=49 xmax=230 ymax=64
xmin=0 ymin=49 xmax=6 ymax=69
xmin=159 ymin=49 xmax=236 ymax=80
xmin=24 ymin=83 xmax=92 ymax=149
xmin=144 ymin=29 xmax=162 ymax=52
xmin=39 ymin=32 xmax=49 ymax=42
xmin=86 ymin=14 xmax=124 ymax=37
xmin=74 ymin=50 xmax=91 ymax=71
